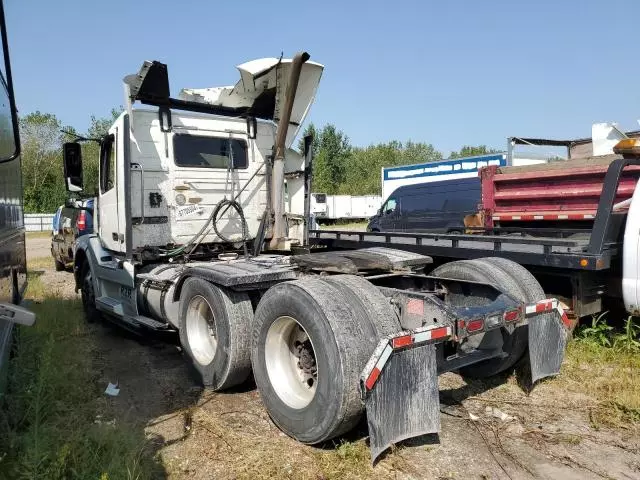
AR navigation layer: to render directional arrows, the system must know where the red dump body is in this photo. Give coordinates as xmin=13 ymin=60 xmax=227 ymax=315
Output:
xmin=481 ymin=155 xmax=640 ymax=227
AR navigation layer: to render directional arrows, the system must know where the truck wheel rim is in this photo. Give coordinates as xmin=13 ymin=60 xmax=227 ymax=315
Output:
xmin=186 ymin=295 xmax=218 ymax=365
xmin=265 ymin=316 xmax=318 ymax=409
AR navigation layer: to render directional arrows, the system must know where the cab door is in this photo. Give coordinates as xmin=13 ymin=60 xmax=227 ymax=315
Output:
xmin=98 ymin=129 xmax=122 ymax=252
xmin=378 ymin=197 xmax=399 ymax=231
xmin=623 ymin=179 xmax=640 ymax=314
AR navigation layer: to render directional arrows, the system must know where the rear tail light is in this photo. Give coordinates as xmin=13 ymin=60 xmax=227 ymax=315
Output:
xmin=466 ymin=319 xmax=484 ymax=333
xmin=503 ymin=308 xmax=521 ymax=323
xmin=77 ymin=211 xmax=86 ymax=231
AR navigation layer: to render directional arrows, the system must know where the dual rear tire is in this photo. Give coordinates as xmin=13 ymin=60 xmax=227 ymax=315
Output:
xmin=179 ymin=274 xmax=399 ymax=444
xmin=179 ymin=258 xmax=543 ymax=443
xmin=432 ymin=257 xmax=545 ymax=378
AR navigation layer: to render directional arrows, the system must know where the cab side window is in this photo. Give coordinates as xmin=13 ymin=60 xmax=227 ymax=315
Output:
xmin=383 ymin=198 xmax=397 ymax=215
xmin=100 ymin=133 xmax=116 ymax=193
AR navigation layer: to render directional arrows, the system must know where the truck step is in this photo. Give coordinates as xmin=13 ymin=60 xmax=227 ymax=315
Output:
xmin=95 ymin=296 xmax=124 ymax=316
xmin=129 ymin=315 xmax=171 ymax=330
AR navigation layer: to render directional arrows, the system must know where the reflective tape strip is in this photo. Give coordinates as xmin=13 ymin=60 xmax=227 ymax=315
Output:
xmin=365 ymin=344 xmax=392 ymax=390
xmin=493 ymin=214 xmax=595 ymax=221
xmin=363 ymin=325 xmax=452 ymax=391
xmin=393 ymin=325 xmax=451 ymax=348
xmin=525 ymin=298 xmax=572 ymax=329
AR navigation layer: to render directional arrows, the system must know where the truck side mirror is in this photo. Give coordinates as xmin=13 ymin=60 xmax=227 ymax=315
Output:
xmin=63 ymin=142 xmax=83 ymax=192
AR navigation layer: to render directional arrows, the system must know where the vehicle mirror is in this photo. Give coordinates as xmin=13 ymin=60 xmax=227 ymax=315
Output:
xmin=63 ymin=142 xmax=83 ymax=192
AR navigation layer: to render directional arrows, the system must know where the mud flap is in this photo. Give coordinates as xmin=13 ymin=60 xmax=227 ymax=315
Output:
xmin=364 ymin=344 xmax=440 ymax=463
xmin=526 ymin=300 xmax=570 ymax=384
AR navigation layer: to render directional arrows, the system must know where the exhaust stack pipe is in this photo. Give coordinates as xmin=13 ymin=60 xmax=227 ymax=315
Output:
xmin=269 ymin=51 xmax=310 ymax=250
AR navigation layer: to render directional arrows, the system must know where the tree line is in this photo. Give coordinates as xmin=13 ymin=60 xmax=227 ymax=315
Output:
xmin=19 ymin=110 xmax=499 ymax=213
xmin=297 ymin=123 xmax=499 ymax=196
xmin=20 ymin=109 xmax=121 ymax=213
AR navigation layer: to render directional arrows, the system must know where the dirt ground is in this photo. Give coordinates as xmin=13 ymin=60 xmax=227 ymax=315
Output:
xmin=26 ymin=235 xmax=640 ymax=479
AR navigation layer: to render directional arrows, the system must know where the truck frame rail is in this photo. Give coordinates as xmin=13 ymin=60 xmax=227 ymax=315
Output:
xmin=310 ymin=229 xmax=611 ymax=270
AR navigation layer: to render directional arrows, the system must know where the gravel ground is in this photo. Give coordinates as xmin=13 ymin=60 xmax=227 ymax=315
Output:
xmin=26 ymin=235 xmax=640 ymax=479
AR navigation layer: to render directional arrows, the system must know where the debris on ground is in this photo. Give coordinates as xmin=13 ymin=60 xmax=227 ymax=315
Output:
xmin=104 ymin=382 xmax=120 ymax=396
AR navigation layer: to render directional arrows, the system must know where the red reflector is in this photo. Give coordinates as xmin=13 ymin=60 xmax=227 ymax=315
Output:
xmin=430 ymin=326 xmax=450 ymax=340
xmin=503 ymin=309 xmax=521 ymax=322
xmin=365 ymin=367 xmax=381 ymax=390
xmin=466 ymin=319 xmax=484 ymax=333
xmin=77 ymin=211 xmax=86 ymax=230
xmin=392 ymin=335 xmax=413 ymax=348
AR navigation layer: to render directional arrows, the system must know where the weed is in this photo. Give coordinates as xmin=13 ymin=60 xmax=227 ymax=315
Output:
xmin=0 ymin=291 xmax=159 ymax=479
xmin=612 ymin=316 xmax=640 ymax=353
xmin=561 ymin=341 xmax=640 ymax=429
xmin=575 ymin=312 xmax=613 ymax=347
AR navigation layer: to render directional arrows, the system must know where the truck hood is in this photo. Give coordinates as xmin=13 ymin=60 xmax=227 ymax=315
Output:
xmin=180 ymin=57 xmax=324 ymax=147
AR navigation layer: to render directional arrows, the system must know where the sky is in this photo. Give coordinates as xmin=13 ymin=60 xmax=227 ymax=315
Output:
xmin=6 ymin=0 xmax=640 ymax=156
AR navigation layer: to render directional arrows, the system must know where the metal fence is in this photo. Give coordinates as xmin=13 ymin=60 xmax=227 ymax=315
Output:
xmin=24 ymin=213 xmax=54 ymax=232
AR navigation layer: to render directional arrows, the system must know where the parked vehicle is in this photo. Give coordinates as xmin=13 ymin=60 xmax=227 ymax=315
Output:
xmin=0 ymin=0 xmax=36 ymax=391
xmin=51 ymin=198 xmax=94 ymax=271
xmin=368 ymin=177 xmax=481 ymax=233
xmin=314 ymin=141 xmax=640 ymax=320
xmin=481 ymin=155 xmax=638 ymax=230
xmin=310 ymin=193 xmax=327 ymax=217
xmin=382 ymin=153 xmax=507 ymax=200
xmin=63 ymin=54 xmax=567 ymax=461
xmin=324 ymin=194 xmax=382 ymax=221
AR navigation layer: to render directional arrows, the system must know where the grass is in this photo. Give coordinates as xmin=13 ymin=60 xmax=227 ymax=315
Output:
xmin=26 ymin=231 xmax=52 ymax=239
xmin=317 ymin=220 xmax=368 ymax=231
xmin=0 ymin=284 xmax=160 ymax=479
xmin=6 ymin=255 xmax=639 ymax=478
xmin=27 ymin=256 xmax=56 ymax=272
xmin=558 ymin=317 xmax=640 ymax=430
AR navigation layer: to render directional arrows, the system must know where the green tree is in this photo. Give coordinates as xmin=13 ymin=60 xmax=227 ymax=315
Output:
xmin=449 ymin=145 xmax=501 ymax=159
xmin=19 ymin=112 xmax=69 ymax=212
xmin=81 ymin=107 xmax=123 ymax=194
xmin=340 ymin=141 xmax=442 ymax=195
xmin=19 ymin=107 xmax=123 ymax=212
xmin=297 ymin=123 xmax=318 ymax=157
xmin=310 ymin=124 xmax=351 ymax=194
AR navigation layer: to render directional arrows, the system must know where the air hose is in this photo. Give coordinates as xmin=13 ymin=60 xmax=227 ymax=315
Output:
xmin=211 ymin=198 xmax=249 ymax=244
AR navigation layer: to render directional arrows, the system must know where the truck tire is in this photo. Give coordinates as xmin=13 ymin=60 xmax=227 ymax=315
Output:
xmin=322 ymin=274 xmax=400 ymax=337
xmin=251 ymin=278 xmax=377 ymax=444
xmin=54 ymin=257 xmax=65 ymax=272
xmin=475 ymin=257 xmax=545 ymax=300
xmin=432 ymin=259 xmax=532 ymax=378
xmin=80 ymin=264 xmax=100 ymax=323
xmin=178 ymin=278 xmax=252 ymax=390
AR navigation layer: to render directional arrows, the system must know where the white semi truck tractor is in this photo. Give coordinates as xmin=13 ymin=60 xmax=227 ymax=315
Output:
xmin=64 ymin=52 xmax=569 ymax=461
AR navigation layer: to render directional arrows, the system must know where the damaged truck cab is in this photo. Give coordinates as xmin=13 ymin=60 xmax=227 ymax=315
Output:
xmin=65 ymin=52 xmax=569 ymax=462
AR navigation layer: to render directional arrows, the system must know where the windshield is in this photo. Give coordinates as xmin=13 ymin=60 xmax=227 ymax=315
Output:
xmin=173 ymin=133 xmax=248 ymax=169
